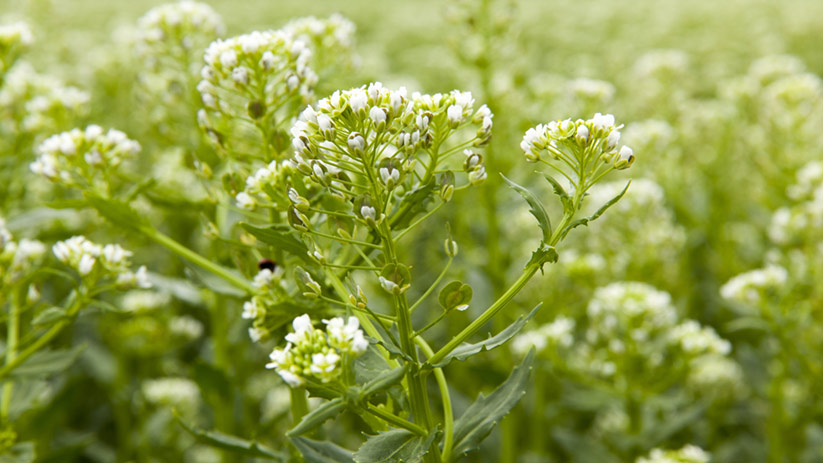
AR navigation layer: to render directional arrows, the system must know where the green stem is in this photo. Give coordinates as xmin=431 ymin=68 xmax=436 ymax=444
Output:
xmin=138 ymin=224 xmax=255 ymax=295
xmin=364 ymin=403 xmax=427 ymax=436
xmin=428 ymin=260 xmax=542 ymax=367
xmin=409 ymin=257 xmax=453 ymax=313
xmin=290 ymin=387 xmax=310 ymax=425
xmin=0 ymin=292 xmax=84 ymax=380
xmin=416 ymin=338 xmax=453 ymax=462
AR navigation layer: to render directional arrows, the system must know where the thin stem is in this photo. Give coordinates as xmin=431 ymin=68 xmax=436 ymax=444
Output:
xmin=364 ymin=403 xmax=427 ymax=436
xmin=1 ymin=289 xmax=21 ymax=422
xmin=393 ymin=201 xmax=446 ymax=241
xmin=416 ymin=338 xmax=453 ymax=462
xmin=305 ymin=229 xmax=382 ymax=249
xmin=138 ymin=224 xmax=255 ymax=295
xmin=409 ymin=257 xmax=453 ymax=313
xmin=413 ymin=311 xmax=449 ymax=338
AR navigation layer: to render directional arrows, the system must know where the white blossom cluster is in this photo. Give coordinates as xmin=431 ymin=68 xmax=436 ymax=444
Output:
xmin=121 ymin=290 xmax=172 ymax=313
xmin=142 ymin=377 xmax=200 ymax=411
xmin=281 ymin=14 xmax=356 ymax=70
xmin=242 ymin=267 xmax=289 ymax=342
xmin=769 ymin=161 xmax=823 ymax=246
xmin=636 ymin=444 xmax=710 ymax=463
xmin=0 ymin=63 xmax=90 ymax=136
xmin=0 ymin=21 xmax=32 ymax=75
xmin=286 ymin=82 xmax=491 ymax=219
xmin=520 ymin=113 xmax=634 ymax=182
xmin=567 ymin=282 xmax=740 ymax=397
xmin=197 ymin=29 xmax=317 ymax=146
xmin=511 ymin=316 xmax=575 ymax=356
xmin=719 ymin=264 xmax=788 ymax=307
xmin=0 ymin=218 xmax=47 ymax=283
xmin=169 ymin=315 xmax=204 ymax=340
xmin=30 ymin=125 xmax=140 ymax=189
xmin=134 ymin=1 xmax=225 ymax=67
xmin=235 ymin=160 xmax=292 ymax=210
xmin=52 ymin=236 xmax=150 ymax=288
xmin=632 ymin=49 xmax=690 ymax=82
xmin=266 ymin=314 xmax=368 ymax=387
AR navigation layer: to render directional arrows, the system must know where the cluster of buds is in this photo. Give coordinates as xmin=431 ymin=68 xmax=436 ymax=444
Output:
xmin=0 ymin=218 xmax=46 ymax=283
xmin=0 ymin=21 xmax=32 ymax=77
xmin=266 ymin=314 xmax=368 ymax=387
xmin=134 ymin=1 xmax=225 ymax=73
xmin=281 ymin=14 xmax=356 ymax=72
xmin=511 ymin=316 xmax=575 ymax=356
xmin=235 ymin=159 xmax=292 ymax=210
xmin=769 ymin=161 xmax=823 ymax=246
xmin=30 ymin=125 xmax=141 ymax=190
xmin=52 ymin=236 xmax=150 ymax=288
xmin=521 ymin=113 xmax=634 ymax=186
xmin=197 ymin=29 xmax=317 ymax=155
xmin=288 ymin=82 xmax=491 ymax=233
xmin=635 ymin=445 xmax=710 ymax=463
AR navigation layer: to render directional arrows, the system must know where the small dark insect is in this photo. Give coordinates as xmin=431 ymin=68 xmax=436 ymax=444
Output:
xmin=258 ymin=259 xmax=277 ymax=271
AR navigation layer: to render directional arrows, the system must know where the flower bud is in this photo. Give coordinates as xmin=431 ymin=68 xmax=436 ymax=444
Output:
xmin=615 ymin=145 xmax=635 ymax=169
xmin=347 ymin=132 xmax=366 ymax=156
xmin=576 ymin=124 xmax=589 ymax=145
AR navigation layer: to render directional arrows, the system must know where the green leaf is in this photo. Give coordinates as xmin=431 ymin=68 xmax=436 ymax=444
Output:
xmin=85 ymin=194 xmax=148 ymax=231
xmin=541 ymin=172 xmax=573 ymax=215
xmin=560 ymin=180 xmax=631 ymax=240
xmin=360 ymin=366 xmax=407 ymax=399
xmin=438 ymin=281 xmax=473 ymax=312
xmin=175 ymin=414 xmax=286 ymax=460
xmin=31 ymin=307 xmax=68 ymax=326
xmin=428 ymin=305 xmax=541 ymax=368
xmin=184 ymin=265 xmax=246 ymax=298
xmin=501 ymin=174 xmax=551 ymax=242
xmin=353 ymin=429 xmax=437 ymax=463
xmin=291 ymin=437 xmax=354 ymax=463
xmin=451 ymin=350 xmax=535 ymax=457
xmin=11 ymin=345 xmax=86 ymax=378
xmin=240 ymin=223 xmax=310 ymax=260
xmin=526 ymin=245 xmax=559 ymax=271
xmin=288 ymin=398 xmax=347 ymax=437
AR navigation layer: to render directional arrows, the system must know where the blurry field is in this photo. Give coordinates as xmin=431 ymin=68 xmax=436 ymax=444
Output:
xmin=2 ymin=0 xmax=823 ymax=462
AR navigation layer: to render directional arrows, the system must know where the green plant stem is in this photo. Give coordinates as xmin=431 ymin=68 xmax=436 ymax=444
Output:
xmin=416 ymin=338 xmax=453 ymax=462
xmin=290 ymin=387 xmax=310 ymax=426
xmin=364 ymin=403 xmax=427 ymax=436
xmin=427 ymin=260 xmax=542 ymax=367
xmin=137 ymin=224 xmax=255 ymax=295
xmin=0 ymin=292 xmax=84 ymax=380
xmin=409 ymin=257 xmax=453 ymax=313
xmin=1 ymin=289 xmax=21 ymax=422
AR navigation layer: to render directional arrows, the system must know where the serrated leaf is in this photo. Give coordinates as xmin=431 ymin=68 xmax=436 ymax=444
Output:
xmin=85 ymin=194 xmax=148 ymax=231
xmin=541 ymin=172 xmax=573 ymax=214
xmin=176 ymin=415 xmax=285 ymax=460
xmin=501 ymin=174 xmax=551 ymax=242
xmin=526 ymin=245 xmax=559 ymax=271
xmin=10 ymin=345 xmax=85 ymax=378
xmin=353 ymin=429 xmax=436 ymax=463
xmin=240 ymin=223 xmax=310 ymax=259
xmin=428 ymin=305 xmax=541 ymax=368
xmin=31 ymin=307 xmax=68 ymax=326
xmin=560 ymin=180 xmax=631 ymax=240
xmin=288 ymin=398 xmax=347 ymax=437
xmin=451 ymin=350 xmax=535 ymax=457
xmin=291 ymin=437 xmax=354 ymax=463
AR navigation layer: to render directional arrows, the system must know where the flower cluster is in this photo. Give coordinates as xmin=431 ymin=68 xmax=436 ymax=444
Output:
xmin=235 ymin=160 xmax=292 ymax=210
xmin=769 ymin=160 xmax=823 ymax=246
xmin=283 ymin=82 xmax=491 ymax=228
xmin=719 ymin=265 xmax=787 ymax=307
xmin=30 ymin=125 xmax=141 ymax=190
xmin=0 ymin=218 xmax=47 ymax=283
xmin=266 ymin=314 xmax=368 ymax=387
xmin=636 ymin=445 xmax=709 ymax=463
xmin=134 ymin=1 xmax=225 ymax=71
xmin=565 ymin=282 xmax=741 ymax=397
xmin=0 ymin=21 xmax=32 ymax=77
xmin=241 ymin=266 xmax=292 ymax=342
xmin=142 ymin=377 xmax=200 ymax=412
xmin=281 ymin=14 xmax=356 ymax=72
xmin=520 ymin=113 xmax=634 ymax=191
xmin=52 ymin=236 xmax=150 ymax=288
xmin=197 ymin=29 xmax=317 ymax=156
